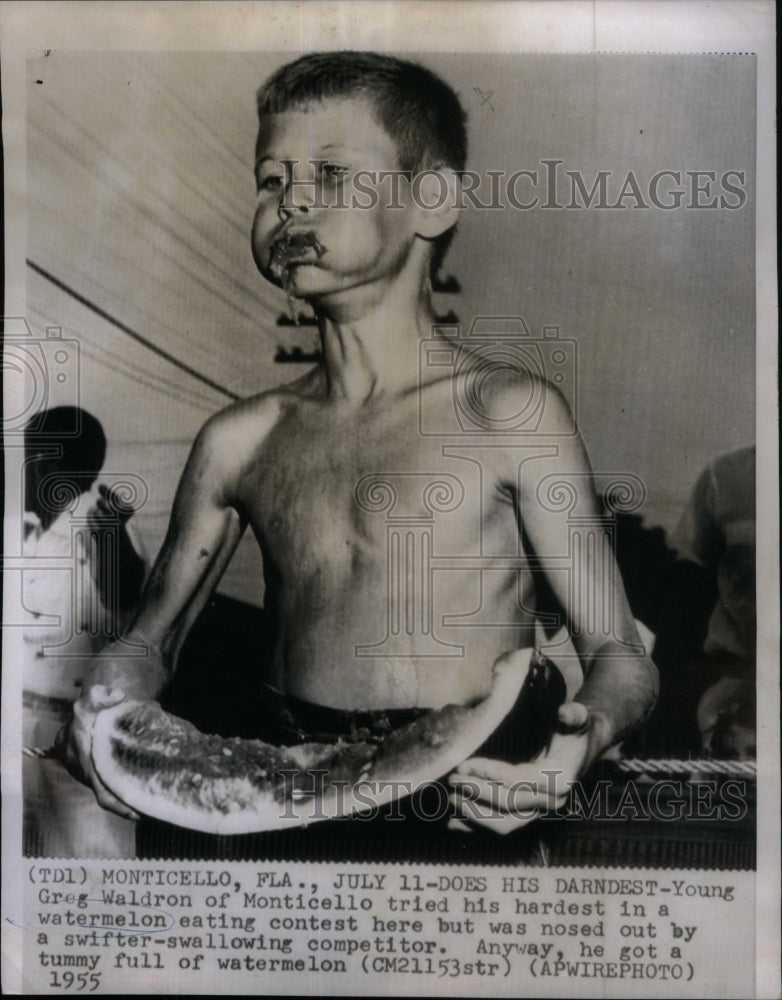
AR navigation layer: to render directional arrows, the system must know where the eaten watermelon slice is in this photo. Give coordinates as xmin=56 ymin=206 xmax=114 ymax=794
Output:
xmin=90 ymin=649 xmax=532 ymax=835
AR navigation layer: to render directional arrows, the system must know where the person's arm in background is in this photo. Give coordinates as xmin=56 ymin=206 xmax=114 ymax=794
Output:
xmin=662 ymin=451 xmax=757 ymax=759
xmin=87 ymin=483 xmax=147 ymax=618
xmin=649 ymin=463 xmax=723 ymax=755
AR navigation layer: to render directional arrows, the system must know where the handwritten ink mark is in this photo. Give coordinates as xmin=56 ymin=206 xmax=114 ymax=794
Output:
xmin=5 ymin=917 xmax=30 ymax=930
xmin=473 ymin=87 xmax=495 ymax=112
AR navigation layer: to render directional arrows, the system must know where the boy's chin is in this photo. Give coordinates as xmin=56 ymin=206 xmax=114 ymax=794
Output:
xmin=259 ymin=262 xmax=360 ymax=303
xmin=281 ymin=265 xmax=341 ymax=299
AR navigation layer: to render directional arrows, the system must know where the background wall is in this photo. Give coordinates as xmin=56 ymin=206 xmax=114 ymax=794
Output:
xmin=24 ymin=52 xmax=755 ymax=605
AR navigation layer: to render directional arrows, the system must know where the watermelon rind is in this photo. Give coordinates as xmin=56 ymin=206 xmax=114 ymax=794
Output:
xmin=90 ymin=648 xmax=532 ymax=835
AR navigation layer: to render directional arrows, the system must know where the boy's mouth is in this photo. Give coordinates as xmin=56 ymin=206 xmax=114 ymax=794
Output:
xmin=269 ymin=230 xmax=327 ymax=283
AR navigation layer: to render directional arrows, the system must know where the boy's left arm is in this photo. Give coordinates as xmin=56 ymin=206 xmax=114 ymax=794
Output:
xmin=450 ymin=385 xmax=658 ymax=834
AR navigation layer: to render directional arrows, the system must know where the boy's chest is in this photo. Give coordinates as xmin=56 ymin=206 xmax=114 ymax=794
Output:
xmin=244 ymin=402 xmax=518 ymax=555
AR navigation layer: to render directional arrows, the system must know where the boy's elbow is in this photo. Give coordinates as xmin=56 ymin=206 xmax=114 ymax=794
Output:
xmin=643 ymin=655 xmax=660 ymax=716
xmin=600 ymin=647 xmax=660 ymax=737
xmin=628 ymin=654 xmax=660 ymax=726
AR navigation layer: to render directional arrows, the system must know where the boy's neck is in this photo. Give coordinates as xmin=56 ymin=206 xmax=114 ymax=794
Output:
xmin=311 ymin=254 xmax=437 ymax=403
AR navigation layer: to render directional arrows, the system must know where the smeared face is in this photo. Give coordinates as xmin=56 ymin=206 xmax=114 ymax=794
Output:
xmin=251 ymin=97 xmax=420 ymax=301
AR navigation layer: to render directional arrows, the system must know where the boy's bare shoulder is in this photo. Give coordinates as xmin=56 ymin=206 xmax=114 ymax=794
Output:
xmin=192 ymin=369 xmax=320 ymax=474
xmin=462 ymin=363 xmax=576 ymax=437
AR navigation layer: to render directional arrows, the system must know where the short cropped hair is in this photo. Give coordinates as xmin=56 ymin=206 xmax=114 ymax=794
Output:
xmin=25 ymin=406 xmax=107 ymax=479
xmin=256 ymin=51 xmax=468 ymax=174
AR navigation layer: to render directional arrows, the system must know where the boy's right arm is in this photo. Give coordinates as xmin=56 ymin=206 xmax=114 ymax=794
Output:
xmin=64 ymin=411 xmax=250 ymax=815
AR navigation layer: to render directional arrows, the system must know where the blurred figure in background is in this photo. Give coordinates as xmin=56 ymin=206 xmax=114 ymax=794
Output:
xmin=22 ymin=406 xmax=147 ymax=856
xmin=648 ymin=445 xmax=756 ymax=759
xmin=671 ymin=445 xmax=756 ymax=758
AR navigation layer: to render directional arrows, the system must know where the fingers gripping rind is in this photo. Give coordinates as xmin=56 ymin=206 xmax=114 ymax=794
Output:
xmin=72 ymin=686 xmax=140 ymax=821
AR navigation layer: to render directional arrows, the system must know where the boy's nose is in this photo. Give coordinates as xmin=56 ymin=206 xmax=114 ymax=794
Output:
xmin=278 ymin=196 xmax=311 ymax=222
xmin=278 ymin=164 xmax=319 ymax=218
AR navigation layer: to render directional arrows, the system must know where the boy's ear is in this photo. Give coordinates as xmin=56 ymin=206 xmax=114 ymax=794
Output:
xmin=412 ymin=167 xmax=462 ymax=240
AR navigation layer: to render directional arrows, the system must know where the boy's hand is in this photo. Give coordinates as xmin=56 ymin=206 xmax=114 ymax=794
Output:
xmin=60 ymin=637 xmax=168 ymax=820
xmin=60 ymin=684 xmax=141 ymax=821
xmin=447 ymin=702 xmax=602 ymax=834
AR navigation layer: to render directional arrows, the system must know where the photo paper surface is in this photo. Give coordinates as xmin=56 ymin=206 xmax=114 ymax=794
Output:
xmin=2 ymin=2 xmax=778 ymax=996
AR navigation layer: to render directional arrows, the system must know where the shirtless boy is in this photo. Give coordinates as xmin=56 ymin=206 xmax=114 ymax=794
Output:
xmin=67 ymin=52 xmax=657 ymax=835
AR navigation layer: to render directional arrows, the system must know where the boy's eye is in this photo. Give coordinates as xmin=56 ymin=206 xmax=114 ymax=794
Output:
xmin=258 ymin=174 xmax=284 ymax=193
xmin=321 ymin=163 xmax=349 ymax=182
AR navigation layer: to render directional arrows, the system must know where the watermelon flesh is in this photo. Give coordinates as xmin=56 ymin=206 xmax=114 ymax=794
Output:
xmin=90 ymin=649 xmax=532 ymax=835
xmin=269 ymin=230 xmax=326 ymax=282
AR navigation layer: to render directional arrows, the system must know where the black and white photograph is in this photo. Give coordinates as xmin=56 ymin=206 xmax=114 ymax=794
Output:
xmin=2 ymin=2 xmax=778 ymax=996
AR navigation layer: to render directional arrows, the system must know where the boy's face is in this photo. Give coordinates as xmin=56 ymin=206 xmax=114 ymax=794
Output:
xmin=251 ymin=97 xmax=423 ymax=300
